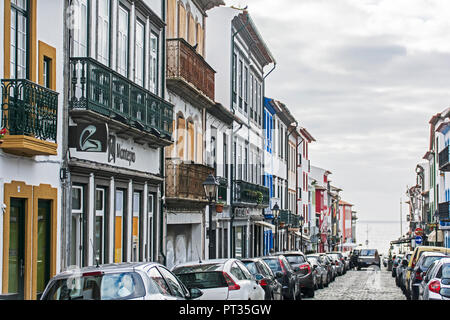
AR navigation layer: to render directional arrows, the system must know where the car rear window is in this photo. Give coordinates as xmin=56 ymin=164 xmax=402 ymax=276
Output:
xmin=285 ymin=255 xmax=306 ymax=265
xmin=422 ymin=256 xmax=445 ymax=269
xmin=43 ymin=272 xmax=147 ymax=300
xmin=175 ymin=272 xmax=228 ymax=290
xmin=262 ymin=258 xmax=282 ymax=272
xmin=308 ymin=257 xmax=318 ymax=265
xmin=360 ymin=250 xmax=376 ymax=256
xmin=243 ymin=262 xmax=259 ymax=275
xmin=172 ymin=263 xmax=223 ymax=274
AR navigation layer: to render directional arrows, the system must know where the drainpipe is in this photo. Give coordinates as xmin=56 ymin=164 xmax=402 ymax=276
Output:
xmin=159 ymin=0 xmax=167 ymax=266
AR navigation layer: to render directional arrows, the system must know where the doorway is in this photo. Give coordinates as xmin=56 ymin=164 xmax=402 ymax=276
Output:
xmin=8 ymin=198 xmax=26 ymax=300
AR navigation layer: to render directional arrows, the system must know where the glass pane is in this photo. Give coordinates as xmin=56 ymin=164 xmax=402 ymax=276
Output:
xmin=72 ymin=187 xmax=81 ymax=210
xmin=97 ymin=0 xmax=110 ymax=65
xmin=37 ymin=200 xmax=51 ymax=294
xmin=8 ymin=200 xmax=23 ymax=294
xmin=117 ymin=6 xmax=129 ymax=77
xmin=115 ymin=190 xmax=124 ymax=263
xmin=96 ymin=189 xmax=104 ymax=211
xmin=95 ymin=216 xmax=103 ymax=264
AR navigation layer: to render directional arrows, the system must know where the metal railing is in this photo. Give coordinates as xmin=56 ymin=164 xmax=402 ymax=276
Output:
xmin=1 ymin=79 xmax=58 ymax=141
xmin=165 ymin=159 xmax=215 ymax=201
xmin=69 ymin=57 xmax=173 ymax=138
xmin=233 ymin=180 xmax=270 ymax=206
xmin=166 ymin=38 xmax=215 ymax=101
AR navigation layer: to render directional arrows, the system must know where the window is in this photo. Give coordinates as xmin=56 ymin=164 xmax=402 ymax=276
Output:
xmin=238 ymin=145 xmax=242 ymax=180
xmin=223 ymin=133 xmax=228 ymax=179
xmin=236 ymin=261 xmax=252 ymax=280
xmin=43 ymin=57 xmax=51 ymax=88
xmin=117 ymin=5 xmax=129 ymax=77
xmin=238 ymin=60 xmax=243 ymax=109
xmin=147 ymin=267 xmax=171 ymax=295
xmin=97 ymin=0 xmax=110 ymax=66
xmin=132 ymin=192 xmax=141 ymax=262
xmin=71 ymin=185 xmax=85 ymax=267
xmin=158 ymin=267 xmax=187 ymax=298
xmin=232 ymin=53 xmax=237 ymax=103
xmin=135 ymin=20 xmax=145 ymax=86
xmin=244 ymin=145 xmax=248 ymax=182
xmin=149 ymin=33 xmax=159 ymax=94
xmin=71 ymin=0 xmax=88 ymax=57
xmin=244 ymin=66 xmax=248 ymax=113
xmin=94 ymin=188 xmax=106 ymax=265
xmin=114 ymin=189 xmax=125 ymax=263
xmin=230 ymin=263 xmax=246 ymax=280
xmin=147 ymin=194 xmax=154 ymax=261
xmin=10 ymin=0 xmax=28 ymax=79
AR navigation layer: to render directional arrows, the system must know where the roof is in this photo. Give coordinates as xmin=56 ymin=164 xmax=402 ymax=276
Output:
xmin=236 ymin=12 xmax=276 ymax=67
xmin=194 ymin=0 xmax=225 ymax=12
xmin=299 ymin=127 xmax=316 ymax=143
xmin=339 ymin=200 xmax=354 ymax=206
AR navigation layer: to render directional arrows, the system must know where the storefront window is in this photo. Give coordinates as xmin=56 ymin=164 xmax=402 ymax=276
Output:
xmin=115 ymin=189 xmax=124 ymax=263
xmin=71 ymin=186 xmax=85 ymax=267
xmin=95 ymin=188 xmax=106 ymax=264
xmin=37 ymin=200 xmax=51 ymax=297
xmin=132 ymin=192 xmax=141 ymax=262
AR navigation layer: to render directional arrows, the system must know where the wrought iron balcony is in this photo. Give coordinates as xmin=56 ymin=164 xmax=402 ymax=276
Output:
xmin=166 ymin=38 xmax=215 ymax=107
xmin=217 ymin=177 xmax=228 ymax=203
xmin=1 ymin=79 xmax=58 ymax=156
xmin=165 ymin=159 xmax=215 ymax=209
xmin=438 ymin=201 xmax=450 ymax=221
xmin=69 ymin=57 xmax=173 ymax=144
xmin=439 ymin=146 xmax=450 ymax=171
xmin=233 ymin=180 xmax=270 ymax=208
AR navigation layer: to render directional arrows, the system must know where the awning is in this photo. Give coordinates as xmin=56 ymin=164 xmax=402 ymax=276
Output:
xmin=427 ymin=230 xmax=444 ymax=243
xmin=254 ymin=221 xmax=275 ymax=231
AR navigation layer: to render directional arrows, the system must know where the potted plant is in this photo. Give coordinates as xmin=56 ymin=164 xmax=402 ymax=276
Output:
xmin=215 ymin=199 xmax=225 ymax=213
xmin=256 ymin=191 xmax=263 ymax=205
xmin=0 ymin=128 xmax=6 ymax=144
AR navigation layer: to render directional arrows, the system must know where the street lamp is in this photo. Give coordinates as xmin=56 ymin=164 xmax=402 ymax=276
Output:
xmin=203 ymin=174 xmax=219 ymax=259
xmin=300 ymin=215 xmax=304 ymax=253
xmin=272 ymin=203 xmax=280 ymax=252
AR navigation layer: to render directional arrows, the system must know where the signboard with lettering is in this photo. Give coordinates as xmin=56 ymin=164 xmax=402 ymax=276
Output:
xmin=75 ymin=123 xmax=108 ymax=152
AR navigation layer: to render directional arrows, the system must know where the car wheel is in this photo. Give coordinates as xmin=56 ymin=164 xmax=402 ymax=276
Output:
xmin=319 ymin=279 xmax=324 ymax=289
xmin=357 ymin=266 xmax=361 ymax=271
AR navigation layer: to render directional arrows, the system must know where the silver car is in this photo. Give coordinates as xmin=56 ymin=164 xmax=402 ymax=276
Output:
xmin=41 ymin=262 xmax=203 ymax=300
xmin=420 ymin=257 xmax=450 ymax=300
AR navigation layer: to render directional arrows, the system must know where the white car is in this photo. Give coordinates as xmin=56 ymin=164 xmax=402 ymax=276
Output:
xmin=420 ymin=257 xmax=450 ymax=300
xmin=172 ymin=259 xmax=265 ymax=300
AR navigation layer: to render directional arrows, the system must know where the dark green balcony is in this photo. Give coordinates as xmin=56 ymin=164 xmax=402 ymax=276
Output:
xmin=278 ymin=211 xmax=301 ymax=228
xmin=217 ymin=177 xmax=228 ymax=203
xmin=1 ymin=79 xmax=58 ymax=156
xmin=233 ymin=180 xmax=270 ymax=208
xmin=69 ymin=57 xmax=173 ymax=146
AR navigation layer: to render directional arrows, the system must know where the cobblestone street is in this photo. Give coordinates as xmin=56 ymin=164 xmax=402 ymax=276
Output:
xmin=305 ymin=266 xmax=406 ymax=300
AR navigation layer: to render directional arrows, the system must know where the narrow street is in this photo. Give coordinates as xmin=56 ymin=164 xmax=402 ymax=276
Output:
xmin=304 ymin=266 xmax=406 ymax=300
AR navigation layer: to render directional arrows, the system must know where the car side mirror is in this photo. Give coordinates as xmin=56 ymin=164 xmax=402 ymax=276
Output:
xmin=188 ymin=288 xmax=203 ymax=300
xmin=275 ymin=271 xmax=283 ymax=278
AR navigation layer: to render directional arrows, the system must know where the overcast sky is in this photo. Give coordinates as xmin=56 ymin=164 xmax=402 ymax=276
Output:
xmin=225 ymin=0 xmax=450 ymax=222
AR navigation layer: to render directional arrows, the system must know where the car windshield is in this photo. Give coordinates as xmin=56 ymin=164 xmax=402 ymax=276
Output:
xmin=172 ymin=263 xmax=223 ymax=274
xmin=175 ymin=272 xmax=228 ymax=290
xmin=422 ymin=256 xmax=445 ymax=269
xmin=262 ymin=258 xmax=282 ymax=272
xmin=43 ymin=272 xmax=147 ymax=300
xmin=360 ymin=250 xmax=376 ymax=256
xmin=285 ymin=255 xmax=306 ymax=265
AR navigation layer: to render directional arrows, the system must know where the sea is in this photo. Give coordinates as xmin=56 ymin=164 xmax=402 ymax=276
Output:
xmin=355 ymin=220 xmax=410 ymax=256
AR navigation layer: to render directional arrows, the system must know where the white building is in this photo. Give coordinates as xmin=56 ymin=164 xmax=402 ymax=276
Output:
xmin=0 ymin=0 xmax=65 ymax=300
xmin=206 ymin=7 xmax=275 ymax=258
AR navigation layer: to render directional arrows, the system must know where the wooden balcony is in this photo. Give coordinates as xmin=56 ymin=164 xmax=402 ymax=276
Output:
xmin=1 ymin=79 xmax=58 ymax=156
xmin=166 ymin=38 xmax=215 ymax=109
xmin=165 ymin=159 xmax=215 ymax=209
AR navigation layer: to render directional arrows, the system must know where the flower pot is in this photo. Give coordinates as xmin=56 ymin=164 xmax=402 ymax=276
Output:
xmin=215 ymin=204 xmax=224 ymax=213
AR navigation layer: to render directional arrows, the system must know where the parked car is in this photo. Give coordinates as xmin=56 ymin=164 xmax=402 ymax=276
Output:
xmin=41 ymin=262 xmax=204 ymax=300
xmin=419 ymin=257 xmax=450 ymax=300
xmin=309 ymin=253 xmax=333 ymax=285
xmin=262 ymin=255 xmax=299 ymax=300
xmin=405 ymin=246 xmax=450 ymax=300
xmin=326 ymin=253 xmax=344 ymax=276
xmin=241 ymin=258 xmax=283 ymax=300
xmin=383 ymin=256 xmax=389 ymax=268
xmin=307 ymin=255 xmax=328 ymax=289
xmin=409 ymin=252 xmax=448 ymax=300
xmin=392 ymin=254 xmax=403 ymax=277
xmin=396 ymin=252 xmax=412 ymax=289
xmin=275 ymin=251 xmax=315 ymax=298
xmin=342 ymin=252 xmax=351 ymax=271
xmin=172 ymin=259 xmax=265 ymax=300
xmin=357 ymin=249 xmax=381 ymax=270
xmin=324 ymin=254 xmax=338 ymax=280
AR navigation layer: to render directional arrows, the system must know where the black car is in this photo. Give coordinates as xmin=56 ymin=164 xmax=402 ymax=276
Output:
xmin=262 ymin=255 xmax=299 ymax=300
xmin=241 ymin=258 xmax=283 ymax=300
xmin=312 ymin=253 xmax=334 ymax=283
xmin=274 ymin=251 xmax=315 ymax=298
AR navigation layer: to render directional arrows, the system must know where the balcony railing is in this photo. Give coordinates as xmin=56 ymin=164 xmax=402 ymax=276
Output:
xmin=69 ymin=57 xmax=173 ymax=139
xmin=165 ymin=159 xmax=215 ymax=203
xmin=438 ymin=201 xmax=450 ymax=221
xmin=233 ymin=180 xmax=270 ymax=207
xmin=217 ymin=177 xmax=228 ymax=203
xmin=439 ymin=146 xmax=450 ymax=171
xmin=166 ymin=38 xmax=215 ymax=102
xmin=1 ymin=79 xmax=58 ymax=141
